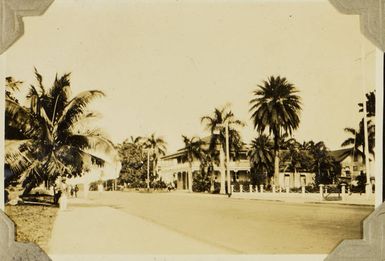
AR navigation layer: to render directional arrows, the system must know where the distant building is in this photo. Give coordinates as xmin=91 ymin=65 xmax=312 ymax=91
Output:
xmin=329 ymin=148 xmax=374 ymax=186
xmin=158 ymin=137 xmax=250 ymax=191
xmin=158 ymin=137 xmax=315 ymax=191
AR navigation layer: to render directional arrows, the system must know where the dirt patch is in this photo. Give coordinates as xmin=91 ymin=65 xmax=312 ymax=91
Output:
xmin=5 ymin=204 xmax=58 ymax=253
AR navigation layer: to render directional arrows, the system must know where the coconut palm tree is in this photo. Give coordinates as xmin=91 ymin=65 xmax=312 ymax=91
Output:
xmin=341 ymin=119 xmax=375 ymax=160
xmin=142 ymin=133 xmax=167 ymax=180
xmin=182 ymin=135 xmax=205 ymax=192
xmin=201 ymin=105 xmax=244 ymax=194
xmin=248 ymin=134 xmax=274 ymax=185
xmin=249 ymin=76 xmax=302 ymax=188
xmin=5 ymin=77 xmax=22 ymax=103
xmin=5 ymin=70 xmax=113 ymax=195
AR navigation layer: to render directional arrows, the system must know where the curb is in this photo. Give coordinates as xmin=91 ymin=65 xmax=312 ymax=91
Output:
xmin=229 ymin=195 xmax=374 ymax=207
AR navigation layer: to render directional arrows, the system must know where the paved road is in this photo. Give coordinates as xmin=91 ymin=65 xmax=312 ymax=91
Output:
xmin=87 ymin=191 xmax=373 ymax=254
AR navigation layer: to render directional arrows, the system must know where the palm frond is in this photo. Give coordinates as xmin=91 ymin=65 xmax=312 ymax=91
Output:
xmin=56 ymin=90 xmax=105 ymax=134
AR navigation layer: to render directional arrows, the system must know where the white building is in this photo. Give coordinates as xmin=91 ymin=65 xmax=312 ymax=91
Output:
xmin=158 ymin=137 xmax=315 ymax=192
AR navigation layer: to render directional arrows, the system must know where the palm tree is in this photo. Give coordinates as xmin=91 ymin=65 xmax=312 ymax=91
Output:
xmin=281 ymin=138 xmax=302 ymax=182
xmin=182 ymin=135 xmax=205 ymax=192
xmin=5 ymin=77 xmax=22 ymax=103
xmin=359 ymin=91 xmax=375 ymax=118
xmin=307 ymin=141 xmax=337 ymax=185
xmin=5 ymin=70 xmax=113 ymax=195
xmin=201 ymin=105 xmax=244 ymax=194
xmin=248 ymin=134 xmax=274 ymax=185
xmin=249 ymin=76 xmax=302 ymax=188
xmin=142 ymin=133 xmax=167 ymax=180
xmin=341 ymin=119 xmax=375 ymax=160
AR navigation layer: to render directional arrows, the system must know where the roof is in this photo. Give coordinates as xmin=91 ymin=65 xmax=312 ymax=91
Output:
xmin=328 ymin=148 xmax=352 ymax=162
xmin=161 ymin=149 xmax=187 ymax=160
xmin=161 ymin=135 xmax=249 ymax=160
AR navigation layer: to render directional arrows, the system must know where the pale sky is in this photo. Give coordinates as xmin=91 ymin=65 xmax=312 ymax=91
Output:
xmin=4 ymin=0 xmax=377 ymax=153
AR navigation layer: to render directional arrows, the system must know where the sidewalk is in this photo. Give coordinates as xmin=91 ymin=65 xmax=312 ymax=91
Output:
xmin=47 ymin=198 xmax=232 ymax=256
xmin=229 ymin=192 xmax=375 ymax=206
xmin=160 ymin=190 xmax=374 ymax=206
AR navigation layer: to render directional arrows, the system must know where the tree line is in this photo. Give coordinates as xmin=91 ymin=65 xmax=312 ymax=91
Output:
xmin=4 ymin=70 xmax=375 ymax=196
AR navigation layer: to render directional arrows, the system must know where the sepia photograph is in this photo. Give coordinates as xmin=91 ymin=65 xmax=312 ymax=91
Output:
xmin=1 ymin=0 xmax=383 ymax=260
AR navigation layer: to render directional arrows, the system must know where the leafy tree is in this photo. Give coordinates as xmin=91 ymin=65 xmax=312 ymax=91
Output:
xmin=116 ymin=137 xmax=148 ymax=188
xmin=355 ymin=172 xmax=367 ymax=194
xmin=182 ymin=135 xmax=205 ymax=192
xmin=192 ymin=170 xmax=211 ymax=192
xmin=281 ymin=139 xmax=306 ymax=174
xmin=306 ymin=141 xmax=338 ymax=185
xmin=248 ymin=134 xmax=274 ymax=186
xmin=249 ymin=76 xmax=302 ymax=187
xmin=5 ymin=70 xmax=112 ymax=195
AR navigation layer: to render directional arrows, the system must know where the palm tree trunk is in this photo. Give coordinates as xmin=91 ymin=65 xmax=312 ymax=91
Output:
xmin=274 ymin=150 xmax=280 ymax=188
xmin=188 ymin=162 xmax=193 ymax=192
xmin=219 ymin=146 xmax=226 ymax=194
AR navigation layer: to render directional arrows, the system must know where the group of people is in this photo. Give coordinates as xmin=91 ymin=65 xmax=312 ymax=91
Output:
xmin=70 ymin=185 xmax=79 ymax=198
xmin=53 ymin=177 xmax=80 ymax=207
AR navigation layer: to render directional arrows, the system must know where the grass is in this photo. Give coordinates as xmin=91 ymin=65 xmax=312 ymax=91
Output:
xmin=5 ymin=204 xmax=58 ymax=253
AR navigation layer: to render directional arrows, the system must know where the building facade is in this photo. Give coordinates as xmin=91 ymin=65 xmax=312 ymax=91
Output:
xmin=158 ymin=147 xmax=251 ymax=191
xmin=158 ymin=139 xmax=316 ymax=192
xmin=329 ymin=148 xmax=374 ymax=186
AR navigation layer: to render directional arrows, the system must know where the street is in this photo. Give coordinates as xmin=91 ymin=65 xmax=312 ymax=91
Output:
xmin=86 ymin=191 xmax=373 ymax=254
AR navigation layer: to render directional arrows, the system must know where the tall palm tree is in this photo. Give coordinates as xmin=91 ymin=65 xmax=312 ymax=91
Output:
xmin=249 ymin=76 xmax=302 ymax=187
xmin=142 ymin=133 xmax=167 ymax=179
xmin=5 ymin=70 xmax=113 ymax=195
xmin=248 ymin=134 xmax=274 ymax=185
xmin=182 ymin=135 xmax=204 ymax=192
xmin=201 ymin=105 xmax=244 ymax=194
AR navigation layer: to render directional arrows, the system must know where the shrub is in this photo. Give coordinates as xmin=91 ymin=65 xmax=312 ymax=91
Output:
xmin=290 ymin=187 xmax=302 ymax=193
xmin=232 ymin=183 xmax=240 ymax=192
xmin=212 ymin=182 xmax=221 ymax=194
xmin=152 ymin=179 xmax=167 ymax=190
xmin=325 ymin=184 xmax=340 ymax=193
xmin=305 ymin=184 xmax=319 ymax=193
xmin=192 ymin=171 xmax=211 ymax=192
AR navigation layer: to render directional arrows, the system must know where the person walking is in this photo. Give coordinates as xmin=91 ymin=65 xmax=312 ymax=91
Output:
xmin=74 ymin=185 xmax=79 ymax=198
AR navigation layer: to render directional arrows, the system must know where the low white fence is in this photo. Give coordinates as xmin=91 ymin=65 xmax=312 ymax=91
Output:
xmin=230 ymin=184 xmax=372 ymax=202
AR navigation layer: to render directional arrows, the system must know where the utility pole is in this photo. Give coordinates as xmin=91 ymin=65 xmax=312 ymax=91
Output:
xmin=147 ymin=149 xmax=150 ymax=190
xmin=215 ymin=122 xmax=231 ymax=195
xmin=225 ymin=121 xmax=231 ymax=195
xmin=360 ymin=36 xmax=372 ymax=195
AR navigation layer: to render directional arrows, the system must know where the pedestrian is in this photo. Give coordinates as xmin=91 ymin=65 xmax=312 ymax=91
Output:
xmin=74 ymin=185 xmax=79 ymax=198
xmin=54 ymin=189 xmax=62 ymax=205
xmin=98 ymin=182 xmax=104 ymax=195
xmin=70 ymin=186 xmax=74 ymax=197
xmin=60 ymin=178 xmax=69 ymax=209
